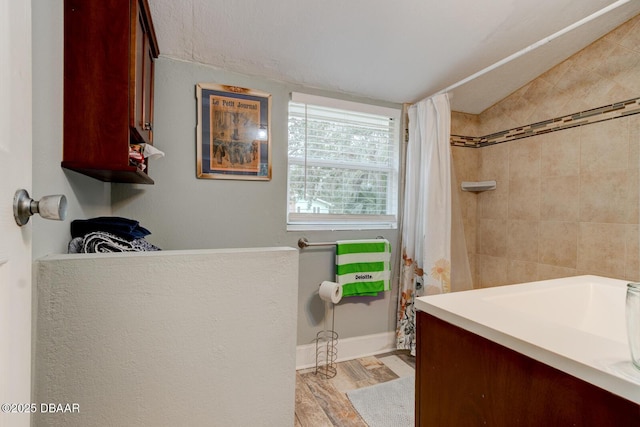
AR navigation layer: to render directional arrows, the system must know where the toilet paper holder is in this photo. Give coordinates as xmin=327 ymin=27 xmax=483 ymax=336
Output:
xmin=316 ymin=281 xmax=340 ymax=379
xmin=315 ymin=303 xmax=338 ymax=379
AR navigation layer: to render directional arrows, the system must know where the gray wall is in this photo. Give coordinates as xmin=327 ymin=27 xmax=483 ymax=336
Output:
xmin=32 ymin=0 xmax=111 ymax=260
xmin=31 ymin=0 xmax=401 ymax=346
xmin=112 ymin=58 xmax=402 ymax=345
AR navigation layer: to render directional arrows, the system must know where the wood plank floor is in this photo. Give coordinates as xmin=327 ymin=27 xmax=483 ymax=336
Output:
xmin=295 ymin=350 xmax=415 ymax=426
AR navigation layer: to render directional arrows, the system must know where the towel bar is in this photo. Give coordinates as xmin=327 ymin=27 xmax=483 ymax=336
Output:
xmin=297 ymin=237 xmax=336 ymax=249
xmin=298 ymin=236 xmax=386 ymax=249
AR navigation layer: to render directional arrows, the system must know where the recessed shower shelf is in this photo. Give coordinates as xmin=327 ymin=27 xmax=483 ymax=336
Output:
xmin=461 ymin=180 xmax=496 ymax=192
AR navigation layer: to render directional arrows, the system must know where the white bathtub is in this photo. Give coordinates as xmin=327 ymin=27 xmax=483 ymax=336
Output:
xmin=415 ymin=275 xmax=640 ymax=404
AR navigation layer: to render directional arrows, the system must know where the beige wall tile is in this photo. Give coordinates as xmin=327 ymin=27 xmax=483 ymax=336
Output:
xmin=571 ymin=38 xmax=610 ymax=72
xmin=470 ymin=13 xmax=640 ymax=144
xmin=459 ymin=191 xmax=477 ymax=221
xmin=478 ymin=143 xmax=508 ymax=181
xmin=604 ymin=83 xmax=637 ymax=106
xmin=577 ymin=223 xmax=627 ymax=276
xmin=537 ymin=58 xmax=573 ymax=87
xmin=529 ymin=98 xmax=570 ymax=124
xmin=478 ymin=143 xmax=509 ymax=220
xmin=452 ymin=146 xmax=479 ymax=183
xmin=451 ymin=112 xmax=480 ymax=136
xmin=521 ymin=78 xmax=554 ymax=106
xmin=479 ymin=102 xmax=521 ymax=136
xmin=620 ymin=15 xmax=640 ymax=52
xmin=554 ymin=66 xmax=600 ymax=103
xmin=536 ymin=264 xmax=578 ymax=281
xmin=507 ymin=260 xmax=538 ymax=285
xmin=508 ymin=177 xmax=540 ymax=221
xmin=594 ymin=44 xmax=640 ymax=83
xmin=538 ymin=221 xmax=578 ymax=268
xmin=478 ymin=185 xmax=508 ymax=220
xmin=580 ymin=170 xmax=632 ymax=223
xmin=575 ymin=268 xmax=617 ymax=277
xmin=455 ymin=16 xmax=640 ymax=290
xmin=468 ymin=252 xmax=478 ymax=288
xmin=540 ymin=129 xmax=581 ymax=177
xmin=463 ymin=216 xmax=477 ymax=254
xmin=572 ymin=70 xmax=621 ymax=108
xmin=583 ymin=77 xmax=619 ymax=109
xmin=580 ymin=119 xmax=629 ymax=173
xmin=477 ymin=255 xmax=508 ymax=288
xmin=626 ymin=224 xmax=640 ymax=282
xmin=603 ymin=14 xmax=640 ymax=48
xmin=507 ymin=220 xmax=539 ymax=262
xmin=478 ymin=218 xmax=507 ymax=257
xmin=524 ymin=108 xmax=550 ymax=128
xmin=628 ymin=168 xmax=639 ymax=225
xmin=540 ymin=175 xmax=579 ymax=222
xmin=612 ymin=65 xmax=640 ymax=97
xmin=452 ymin=147 xmax=479 ymax=245
xmin=629 ymin=115 xmax=640 ymax=169
xmin=509 ymin=139 xmax=540 ymax=181
xmin=500 ymin=91 xmax=535 ymax=125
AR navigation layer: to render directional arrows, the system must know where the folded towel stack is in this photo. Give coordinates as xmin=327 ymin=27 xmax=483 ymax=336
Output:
xmin=336 ymin=239 xmax=391 ymax=297
xmin=68 ymin=217 xmax=160 ymax=253
xmin=70 ymin=216 xmax=152 ymax=240
xmin=68 ymin=231 xmax=161 ymax=253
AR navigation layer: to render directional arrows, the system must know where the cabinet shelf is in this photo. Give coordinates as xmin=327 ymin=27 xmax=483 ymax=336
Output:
xmin=61 ymin=162 xmax=154 ymax=184
xmin=62 ymin=0 xmax=159 ymax=184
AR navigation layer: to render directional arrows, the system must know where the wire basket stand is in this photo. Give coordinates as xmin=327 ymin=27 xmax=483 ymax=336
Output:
xmin=315 ymin=299 xmax=338 ymax=379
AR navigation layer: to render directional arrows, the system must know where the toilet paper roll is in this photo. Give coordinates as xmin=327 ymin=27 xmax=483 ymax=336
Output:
xmin=319 ymin=281 xmax=343 ymax=304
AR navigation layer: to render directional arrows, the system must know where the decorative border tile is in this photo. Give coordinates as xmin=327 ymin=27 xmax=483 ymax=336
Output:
xmin=451 ymin=97 xmax=640 ymax=148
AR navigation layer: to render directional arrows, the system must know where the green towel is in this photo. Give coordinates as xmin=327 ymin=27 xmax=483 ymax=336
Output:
xmin=336 ymin=239 xmax=391 ymax=297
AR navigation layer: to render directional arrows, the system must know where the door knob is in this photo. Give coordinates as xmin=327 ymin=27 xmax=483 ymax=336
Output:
xmin=13 ymin=189 xmax=67 ymax=226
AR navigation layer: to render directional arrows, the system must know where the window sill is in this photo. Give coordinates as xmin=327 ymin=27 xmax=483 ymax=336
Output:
xmin=287 ymin=223 xmax=397 ymax=231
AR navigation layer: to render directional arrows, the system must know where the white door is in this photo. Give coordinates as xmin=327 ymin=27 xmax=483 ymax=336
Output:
xmin=1 ymin=0 xmax=33 ymax=426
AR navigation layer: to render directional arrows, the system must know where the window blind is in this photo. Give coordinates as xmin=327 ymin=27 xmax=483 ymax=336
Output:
xmin=287 ymin=93 xmax=400 ymax=230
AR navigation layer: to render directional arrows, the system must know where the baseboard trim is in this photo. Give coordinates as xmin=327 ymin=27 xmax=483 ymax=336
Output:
xmin=296 ymin=331 xmax=396 ymax=370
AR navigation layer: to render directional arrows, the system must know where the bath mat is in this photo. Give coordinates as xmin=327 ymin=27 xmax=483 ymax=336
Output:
xmin=346 ymin=375 xmax=414 ymax=427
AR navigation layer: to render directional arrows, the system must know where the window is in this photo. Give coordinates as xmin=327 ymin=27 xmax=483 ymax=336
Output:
xmin=287 ymin=93 xmax=400 ymax=230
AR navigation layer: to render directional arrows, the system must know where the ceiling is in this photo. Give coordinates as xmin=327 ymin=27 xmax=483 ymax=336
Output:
xmin=147 ymin=0 xmax=640 ymax=114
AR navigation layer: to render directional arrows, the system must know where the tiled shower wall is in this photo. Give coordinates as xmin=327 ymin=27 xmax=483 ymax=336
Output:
xmin=451 ymin=14 xmax=640 ymax=287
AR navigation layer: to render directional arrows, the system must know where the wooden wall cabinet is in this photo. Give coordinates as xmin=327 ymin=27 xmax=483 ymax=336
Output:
xmin=416 ymin=311 xmax=640 ymax=426
xmin=62 ymin=0 xmax=159 ymax=184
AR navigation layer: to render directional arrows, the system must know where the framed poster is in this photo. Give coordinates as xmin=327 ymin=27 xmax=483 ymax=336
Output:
xmin=196 ymin=83 xmax=271 ymax=180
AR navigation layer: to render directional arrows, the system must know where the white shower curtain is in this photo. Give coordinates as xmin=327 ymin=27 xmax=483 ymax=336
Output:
xmin=396 ymin=93 xmax=452 ymax=355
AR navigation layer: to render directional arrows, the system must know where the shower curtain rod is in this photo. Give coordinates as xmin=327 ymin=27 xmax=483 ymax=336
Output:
xmin=431 ymin=0 xmax=631 ymax=98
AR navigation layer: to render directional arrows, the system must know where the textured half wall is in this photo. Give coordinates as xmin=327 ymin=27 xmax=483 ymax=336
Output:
xmin=33 ymin=248 xmax=298 ymax=427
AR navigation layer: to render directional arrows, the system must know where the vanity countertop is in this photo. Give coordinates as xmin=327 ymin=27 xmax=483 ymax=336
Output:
xmin=415 ymin=275 xmax=640 ymax=404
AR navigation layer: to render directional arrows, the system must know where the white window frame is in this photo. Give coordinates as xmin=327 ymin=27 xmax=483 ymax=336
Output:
xmin=287 ymin=92 xmax=401 ymax=231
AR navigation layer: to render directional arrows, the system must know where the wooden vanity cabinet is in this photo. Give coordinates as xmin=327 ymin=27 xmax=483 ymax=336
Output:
xmin=416 ymin=311 xmax=639 ymax=426
xmin=62 ymin=0 xmax=159 ymax=184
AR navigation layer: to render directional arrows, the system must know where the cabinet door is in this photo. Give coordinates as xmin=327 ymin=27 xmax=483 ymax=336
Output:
xmin=142 ymin=34 xmax=154 ymax=144
xmin=130 ymin=0 xmax=155 ymax=145
xmin=416 ymin=311 xmax=640 ymax=426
